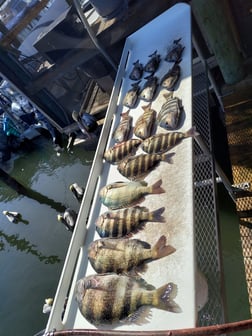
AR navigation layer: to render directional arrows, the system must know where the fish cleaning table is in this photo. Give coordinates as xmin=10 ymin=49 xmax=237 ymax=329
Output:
xmin=46 ymin=3 xmax=198 ymax=333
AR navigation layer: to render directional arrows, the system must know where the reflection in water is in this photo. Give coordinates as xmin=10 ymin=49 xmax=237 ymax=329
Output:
xmin=0 ymin=230 xmax=61 ymax=264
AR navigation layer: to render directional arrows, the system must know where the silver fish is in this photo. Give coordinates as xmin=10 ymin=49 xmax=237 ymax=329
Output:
xmin=104 ymin=139 xmax=142 ymax=164
xmin=157 ymin=93 xmax=183 ymax=130
xmin=95 ymin=206 xmax=165 ymax=238
xmin=160 ymin=62 xmax=181 ymax=91
xmin=75 ymin=273 xmax=180 ymax=326
xmin=134 ymin=103 xmax=156 ymax=140
xmin=99 ymin=179 xmax=165 ymax=209
xmin=141 ymin=127 xmax=199 ymax=154
xmin=113 ymin=110 xmax=132 ymax=143
xmin=129 ymin=60 xmax=143 ymax=81
xmin=88 ymin=235 xmax=175 ymax=273
xmin=144 ymin=50 xmax=161 ymax=73
xmin=165 ymin=38 xmax=185 ymax=63
xmin=139 ymin=75 xmax=158 ymax=102
xmin=123 ymin=81 xmax=141 ymax=108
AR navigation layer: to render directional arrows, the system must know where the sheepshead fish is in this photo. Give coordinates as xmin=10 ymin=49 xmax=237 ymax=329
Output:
xmin=88 ymin=235 xmax=175 ymax=274
xmin=144 ymin=50 xmax=161 ymax=73
xmin=165 ymin=38 xmax=185 ymax=63
xmin=129 ymin=60 xmax=143 ymax=81
xmin=104 ymin=139 xmax=142 ymax=164
xmin=134 ymin=103 xmax=156 ymax=140
xmin=139 ymin=75 xmax=158 ymax=102
xmin=141 ymin=127 xmax=199 ymax=154
xmin=123 ymin=81 xmax=141 ymax=108
xmin=99 ymin=179 xmax=165 ymax=209
xmin=113 ymin=110 xmax=132 ymax=143
xmin=117 ymin=153 xmax=173 ymax=180
xmin=157 ymin=93 xmax=183 ymax=130
xmin=75 ymin=273 xmax=180 ymax=325
xmin=96 ymin=206 xmax=165 ymax=238
xmin=160 ymin=62 xmax=181 ymax=91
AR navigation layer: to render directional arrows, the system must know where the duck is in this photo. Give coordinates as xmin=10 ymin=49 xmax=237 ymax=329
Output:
xmin=57 ymin=208 xmax=77 ymax=232
xmin=69 ymin=182 xmax=85 ymax=203
xmin=3 ymin=210 xmax=22 ymax=223
xmin=42 ymin=298 xmax=53 ymax=314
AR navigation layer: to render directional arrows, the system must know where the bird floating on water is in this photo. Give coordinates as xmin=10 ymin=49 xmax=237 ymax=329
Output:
xmin=42 ymin=298 xmax=54 ymax=314
xmin=69 ymin=182 xmax=85 ymax=203
xmin=3 ymin=210 xmax=21 ymax=223
xmin=57 ymin=208 xmax=78 ymax=232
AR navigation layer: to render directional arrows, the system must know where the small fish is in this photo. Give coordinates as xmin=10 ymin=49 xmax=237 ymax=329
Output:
xmin=129 ymin=60 xmax=143 ymax=81
xmin=96 ymin=206 xmax=165 ymax=238
xmin=139 ymin=75 xmax=158 ymax=102
xmin=99 ymin=179 xmax=165 ymax=209
xmin=88 ymin=235 xmax=175 ymax=273
xmin=104 ymin=139 xmax=142 ymax=164
xmin=144 ymin=50 xmax=161 ymax=73
xmin=157 ymin=93 xmax=183 ymax=130
xmin=141 ymin=127 xmax=199 ymax=154
xmin=160 ymin=62 xmax=181 ymax=91
xmin=123 ymin=81 xmax=141 ymax=108
xmin=75 ymin=273 xmax=180 ymax=325
xmin=165 ymin=38 xmax=185 ymax=62
xmin=117 ymin=153 xmax=173 ymax=180
xmin=134 ymin=103 xmax=156 ymax=140
xmin=113 ymin=110 xmax=132 ymax=143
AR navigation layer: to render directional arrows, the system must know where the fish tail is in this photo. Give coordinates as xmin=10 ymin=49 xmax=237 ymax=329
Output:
xmin=149 ymin=206 xmax=165 ymax=222
xmin=162 ymin=152 xmax=175 ymax=164
xmin=184 ymin=126 xmax=199 ymax=138
xmin=152 ymin=235 xmax=176 ymax=259
xmin=154 ymin=282 xmax=181 ymax=313
xmin=149 ymin=179 xmax=165 ymax=194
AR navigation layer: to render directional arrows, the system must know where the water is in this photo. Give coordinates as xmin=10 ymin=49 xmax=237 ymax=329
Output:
xmin=0 ymin=137 xmax=95 ymax=336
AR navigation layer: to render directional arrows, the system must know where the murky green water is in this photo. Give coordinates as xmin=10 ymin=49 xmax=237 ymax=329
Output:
xmin=0 ymin=138 xmax=95 ymax=336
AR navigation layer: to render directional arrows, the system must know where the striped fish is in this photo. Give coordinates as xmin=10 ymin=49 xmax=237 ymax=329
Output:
xmin=157 ymin=93 xmax=183 ymax=130
xmin=99 ymin=179 xmax=165 ymax=209
xmin=160 ymin=62 xmax=181 ymax=91
xmin=95 ymin=206 xmax=165 ymax=238
xmin=88 ymin=235 xmax=175 ymax=274
xmin=117 ymin=153 xmax=173 ymax=180
xmin=113 ymin=110 xmax=132 ymax=143
xmin=134 ymin=103 xmax=156 ymax=140
xmin=75 ymin=273 xmax=180 ymax=325
xmin=123 ymin=81 xmax=141 ymax=108
xmin=141 ymin=127 xmax=199 ymax=154
xmin=104 ymin=139 xmax=142 ymax=164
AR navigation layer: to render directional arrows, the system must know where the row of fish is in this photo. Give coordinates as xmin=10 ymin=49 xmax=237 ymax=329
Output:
xmin=129 ymin=38 xmax=185 ymax=81
xmin=75 ymin=38 xmax=190 ymax=327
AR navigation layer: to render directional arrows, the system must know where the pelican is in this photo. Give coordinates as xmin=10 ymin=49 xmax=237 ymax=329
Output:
xmin=69 ymin=182 xmax=85 ymax=203
xmin=57 ymin=208 xmax=77 ymax=232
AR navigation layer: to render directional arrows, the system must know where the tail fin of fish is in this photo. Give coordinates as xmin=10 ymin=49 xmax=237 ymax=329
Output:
xmin=149 ymin=179 xmax=165 ymax=194
xmin=154 ymin=282 xmax=181 ymax=313
xmin=184 ymin=126 xmax=199 ymax=138
xmin=161 ymin=152 xmax=175 ymax=164
xmin=152 ymin=235 xmax=176 ymax=260
xmin=149 ymin=206 xmax=165 ymax=222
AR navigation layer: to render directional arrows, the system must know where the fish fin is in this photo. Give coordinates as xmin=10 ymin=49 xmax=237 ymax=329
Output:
xmin=121 ymin=306 xmax=152 ymax=325
xmin=162 ymin=152 xmax=175 ymax=164
xmin=184 ymin=126 xmax=199 ymax=138
xmin=155 ymin=282 xmax=182 ymax=313
xmin=141 ymin=102 xmax=152 ymax=111
xmin=152 ymin=235 xmax=176 ymax=259
xmin=120 ymin=109 xmax=130 ymax=118
xmin=150 ymin=179 xmax=165 ymax=194
xmin=150 ymin=206 xmax=165 ymax=222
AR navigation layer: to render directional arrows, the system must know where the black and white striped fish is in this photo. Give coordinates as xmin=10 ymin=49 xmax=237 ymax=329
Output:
xmin=104 ymin=139 xmax=142 ymax=164
xmin=141 ymin=127 xmax=199 ymax=154
xmin=157 ymin=93 xmax=183 ymax=130
xmin=117 ymin=153 xmax=173 ymax=180
xmin=134 ymin=103 xmax=156 ymax=140
xmin=75 ymin=273 xmax=181 ymax=325
xmin=95 ymin=206 xmax=165 ymax=238
xmin=113 ymin=110 xmax=132 ymax=143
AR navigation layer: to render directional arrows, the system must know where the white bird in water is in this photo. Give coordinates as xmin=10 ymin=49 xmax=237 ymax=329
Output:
xmin=3 ymin=210 xmax=21 ymax=223
xmin=69 ymin=182 xmax=85 ymax=203
xmin=57 ymin=208 xmax=78 ymax=232
xmin=42 ymin=298 xmax=53 ymax=314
